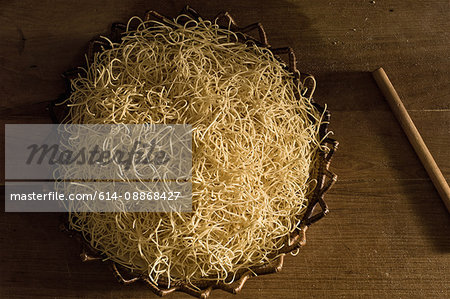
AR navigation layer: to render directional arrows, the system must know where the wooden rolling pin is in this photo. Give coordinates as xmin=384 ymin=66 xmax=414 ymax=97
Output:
xmin=372 ymin=67 xmax=450 ymax=213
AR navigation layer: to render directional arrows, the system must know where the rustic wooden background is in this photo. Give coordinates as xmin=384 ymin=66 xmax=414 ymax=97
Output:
xmin=1 ymin=0 xmax=449 ymax=298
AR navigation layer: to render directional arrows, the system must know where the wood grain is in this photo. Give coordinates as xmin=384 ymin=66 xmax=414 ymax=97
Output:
xmin=1 ymin=0 xmax=449 ymax=298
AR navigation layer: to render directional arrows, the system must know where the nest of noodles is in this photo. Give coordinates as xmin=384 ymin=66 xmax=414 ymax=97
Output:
xmin=52 ymin=6 xmax=338 ymax=298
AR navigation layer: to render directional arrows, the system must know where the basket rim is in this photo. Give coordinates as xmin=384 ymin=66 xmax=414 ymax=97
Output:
xmin=55 ymin=5 xmax=338 ymax=298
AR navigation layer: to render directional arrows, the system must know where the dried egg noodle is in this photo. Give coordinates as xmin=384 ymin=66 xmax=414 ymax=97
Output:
xmin=64 ymin=15 xmax=326 ymax=286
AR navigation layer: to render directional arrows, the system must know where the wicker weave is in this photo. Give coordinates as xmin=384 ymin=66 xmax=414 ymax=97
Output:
xmin=53 ymin=6 xmax=338 ymax=298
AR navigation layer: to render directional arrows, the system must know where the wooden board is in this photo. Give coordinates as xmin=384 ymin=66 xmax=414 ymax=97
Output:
xmin=1 ymin=1 xmax=449 ymax=298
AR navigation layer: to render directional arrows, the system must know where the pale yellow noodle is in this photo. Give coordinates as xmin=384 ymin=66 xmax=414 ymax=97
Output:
xmin=64 ymin=15 xmax=325 ymax=287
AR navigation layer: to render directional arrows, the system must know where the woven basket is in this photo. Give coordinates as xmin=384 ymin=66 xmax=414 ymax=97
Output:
xmin=52 ymin=6 xmax=338 ymax=298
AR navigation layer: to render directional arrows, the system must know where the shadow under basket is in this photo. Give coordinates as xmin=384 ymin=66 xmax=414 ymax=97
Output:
xmin=53 ymin=6 xmax=338 ymax=298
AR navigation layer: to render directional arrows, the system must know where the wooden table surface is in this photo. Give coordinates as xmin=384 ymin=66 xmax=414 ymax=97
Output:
xmin=1 ymin=1 xmax=449 ymax=298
